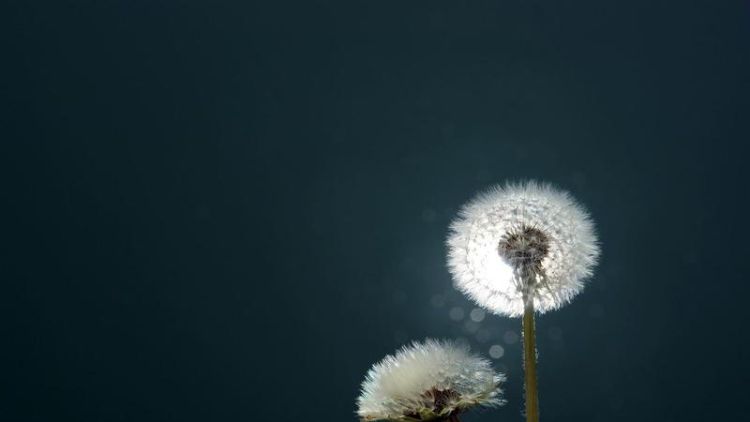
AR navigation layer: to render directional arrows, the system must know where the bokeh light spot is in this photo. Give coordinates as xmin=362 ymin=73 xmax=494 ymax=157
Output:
xmin=469 ymin=308 xmax=486 ymax=322
xmin=449 ymin=306 xmax=465 ymax=321
xmin=489 ymin=344 xmax=505 ymax=359
xmin=464 ymin=320 xmax=480 ymax=333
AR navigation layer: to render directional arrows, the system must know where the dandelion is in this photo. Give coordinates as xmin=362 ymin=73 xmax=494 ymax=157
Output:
xmin=447 ymin=181 xmax=599 ymax=317
xmin=356 ymin=339 xmax=505 ymax=422
xmin=446 ymin=181 xmax=599 ymax=422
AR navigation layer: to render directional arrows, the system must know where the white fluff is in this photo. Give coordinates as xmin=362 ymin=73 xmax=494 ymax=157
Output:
xmin=447 ymin=181 xmax=600 ymax=317
xmin=356 ymin=340 xmax=505 ymax=421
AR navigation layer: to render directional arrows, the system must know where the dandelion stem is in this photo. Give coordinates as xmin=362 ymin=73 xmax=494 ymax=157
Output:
xmin=522 ymin=295 xmax=539 ymax=422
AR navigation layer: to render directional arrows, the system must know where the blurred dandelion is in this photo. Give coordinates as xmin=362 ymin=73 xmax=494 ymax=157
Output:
xmin=447 ymin=181 xmax=599 ymax=422
xmin=357 ymin=339 xmax=505 ymax=422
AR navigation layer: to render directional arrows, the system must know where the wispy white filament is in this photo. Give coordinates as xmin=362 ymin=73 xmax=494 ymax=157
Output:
xmin=357 ymin=339 xmax=505 ymax=421
xmin=447 ymin=181 xmax=600 ymax=317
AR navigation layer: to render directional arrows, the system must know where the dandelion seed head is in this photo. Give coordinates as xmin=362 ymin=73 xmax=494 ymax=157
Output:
xmin=356 ymin=339 xmax=505 ymax=421
xmin=447 ymin=181 xmax=599 ymax=317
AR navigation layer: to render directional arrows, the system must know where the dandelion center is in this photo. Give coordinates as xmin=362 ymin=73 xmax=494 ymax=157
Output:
xmin=403 ymin=388 xmax=460 ymax=420
xmin=497 ymin=225 xmax=550 ymax=271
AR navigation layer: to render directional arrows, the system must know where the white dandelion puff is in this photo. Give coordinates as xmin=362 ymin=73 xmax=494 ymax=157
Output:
xmin=356 ymin=339 xmax=505 ymax=422
xmin=447 ymin=181 xmax=600 ymax=317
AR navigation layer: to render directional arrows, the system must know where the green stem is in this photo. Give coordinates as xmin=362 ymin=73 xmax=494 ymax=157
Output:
xmin=522 ymin=297 xmax=539 ymax=422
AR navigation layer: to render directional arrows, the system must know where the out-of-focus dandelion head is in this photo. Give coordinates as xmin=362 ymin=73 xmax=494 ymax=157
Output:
xmin=356 ymin=339 xmax=505 ymax=421
xmin=447 ymin=181 xmax=600 ymax=317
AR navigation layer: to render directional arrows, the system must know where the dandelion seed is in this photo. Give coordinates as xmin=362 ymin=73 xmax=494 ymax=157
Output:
xmin=356 ymin=339 xmax=506 ymax=422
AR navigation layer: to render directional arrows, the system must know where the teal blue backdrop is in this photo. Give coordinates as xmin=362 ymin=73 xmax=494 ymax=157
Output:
xmin=3 ymin=1 xmax=749 ymax=421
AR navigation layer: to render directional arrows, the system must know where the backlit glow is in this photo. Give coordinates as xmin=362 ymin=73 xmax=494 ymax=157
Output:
xmin=447 ymin=181 xmax=600 ymax=316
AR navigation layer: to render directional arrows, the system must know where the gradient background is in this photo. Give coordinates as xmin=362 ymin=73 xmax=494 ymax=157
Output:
xmin=3 ymin=1 xmax=749 ymax=421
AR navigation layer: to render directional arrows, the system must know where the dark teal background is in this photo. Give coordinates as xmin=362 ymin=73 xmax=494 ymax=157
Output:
xmin=3 ymin=1 xmax=749 ymax=421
